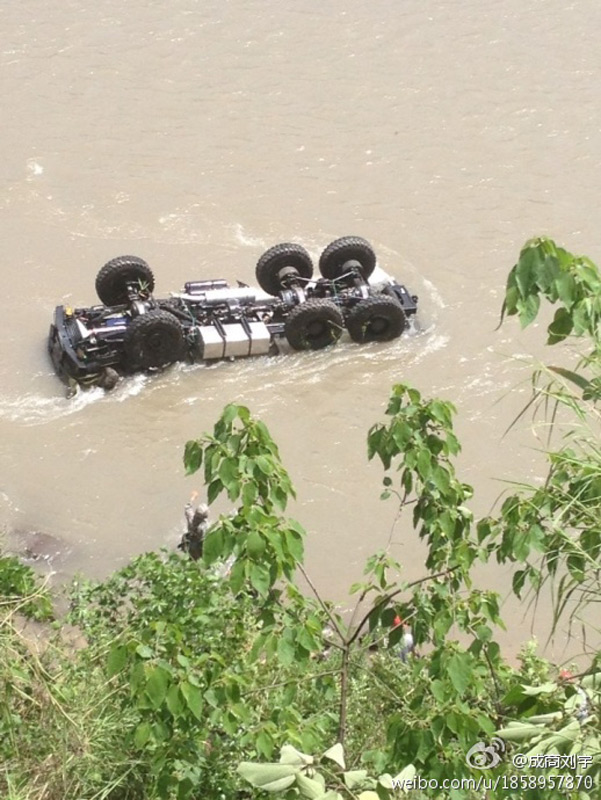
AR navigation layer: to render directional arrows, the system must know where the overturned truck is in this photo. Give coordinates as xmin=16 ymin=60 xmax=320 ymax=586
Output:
xmin=48 ymin=236 xmax=418 ymax=389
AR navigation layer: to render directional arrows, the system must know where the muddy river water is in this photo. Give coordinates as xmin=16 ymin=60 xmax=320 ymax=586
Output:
xmin=2 ymin=0 xmax=601 ymax=660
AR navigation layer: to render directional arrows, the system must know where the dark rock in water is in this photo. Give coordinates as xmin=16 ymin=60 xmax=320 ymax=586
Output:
xmin=7 ymin=529 xmax=69 ymax=565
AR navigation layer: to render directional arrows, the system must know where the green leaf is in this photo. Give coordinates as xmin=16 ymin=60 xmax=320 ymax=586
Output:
xmin=547 ymin=308 xmax=573 ymax=344
xmin=219 ymin=457 xmax=240 ymax=489
xmin=249 ymin=562 xmax=270 ymax=597
xmin=504 ymin=283 xmax=519 ymax=315
xmin=180 ymin=680 xmax=203 ymax=721
xmin=378 ymin=773 xmax=395 ymax=790
xmin=571 ymin=302 xmax=592 ymax=335
xmin=393 ymin=763 xmax=416 ymax=791
xmin=323 ymin=742 xmax=346 ymax=769
xmin=166 ymin=684 xmax=183 ymax=718
xmin=416 ymin=449 xmax=431 ymax=480
xmin=521 ymin=681 xmax=557 ymax=696
xmin=580 ymin=672 xmax=601 ymax=691
xmin=547 ymin=365 xmax=590 ymax=391
xmin=277 ymin=632 xmax=296 ymax=667
xmin=391 ymin=421 xmax=412 ymax=450
xmin=256 ymin=730 xmax=274 ymax=758
xmin=145 ymin=666 xmax=170 ymax=709
xmin=183 ymin=440 xmax=203 ymax=475
xmin=429 ymin=399 xmax=452 ymax=426
xmin=554 ymin=271 xmax=577 ymax=307
xmin=343 ymin=770 xmax=368 ymax=789
xmin=237 ymin=405 xmax=251 ymax=423
xmin=221 ymin=403 xmax=240 ymax=426
xmin=236 ymin=763 xmax=297 ymax=792
xmin=515 ymin=245 xmax=540 ymax=297
xmin=297 ymin=773 xmax=327 ymax=798
xmin=431 ymin=465 xmax=450 ymax=494
xmin=229 ymin=559 xmax=246 ymax=593
xmin=279 ymin=745 xmax=313 ymax=767
xmin=583 ymin=376 xmax=601 ymax=400
xmin=134 ymin=721 xmax=152 ymax=749
xmin=246 ymin=530 xmax=266 ymax=559
xmin=242 ymin=481 xmax=258 ymax=506
xmin=202 ymin=527 xmax=224 ymax=565
xmin=255 ymin=456 xmax=274 ymax=475
xmin=497 ymin=722 xmax=550 ymax=741
xmin=518 ymin=292 xmax=541 ymax=328
xmin=136 ymin=644 xmax=153 ymax=659
xmin=106 ymin=644 xmax=127 ymax=677
xmin=284 ymin=528 xmax=304 ymax=563
xmin=430 ymin=679 xmax=446 ymax=703
xmin=447 ymin=652 xmax=472 ymax=697
xmin=475 ymin=624 xmax=492 ymax=642
xmin=512 ymin=569 xmax=526 ymax=598
xmin=207 ymin=479 xmax=222 ymax=505
xmin=535 ymin=252 xmax=561 ymax=293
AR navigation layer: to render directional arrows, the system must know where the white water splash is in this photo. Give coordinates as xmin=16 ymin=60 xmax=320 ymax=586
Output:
xmin=0 ymin=372 xmax=151 ymax=426
xmin=26 ymin=159 xmax=44 ymax=179
xmin=0 ymin=387 xmax=104 ymax=425
xmin=232 ymin=223 xmax=268 ymax=248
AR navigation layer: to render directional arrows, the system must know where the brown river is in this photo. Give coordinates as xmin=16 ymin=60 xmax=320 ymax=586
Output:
xmin=2 ymin=0 xmax=600 ymax=661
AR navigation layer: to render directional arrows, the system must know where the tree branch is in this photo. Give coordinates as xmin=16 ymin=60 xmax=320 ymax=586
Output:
xmin=337 ymin=646 xmax=350 ymax=745
xmin=297 ymin=563 xmax=346 ymax=643
xmin=347 ymin=567 xmax=457 ymax=647
xmin=243 ymin=669 xmax=340 ymax=697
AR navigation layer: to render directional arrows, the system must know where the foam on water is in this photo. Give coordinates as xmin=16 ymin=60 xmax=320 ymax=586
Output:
xmin=0 ymin=387 xmax=104 ymax=425
xmin=421 ymin=277 xmax=446 ymax=310
xmin=0 ymin=372 xmax=151 ymax=426
xmin=233 ymin=223 xmax=269 ymax=249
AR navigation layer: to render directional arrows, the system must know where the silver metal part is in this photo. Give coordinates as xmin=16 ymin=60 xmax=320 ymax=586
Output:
xmin=77 ymin=319 xmax=128 ymax=339
xmin=222 ymin=323 xmax=250 ymax=358
xmin=76 ymin=319 xmax=90 ymax=339
xmin=198 ymin=326 xmax=225 ymax=359
xmin=132 ymin=300 xmax=148 ymax=316
xmin=247 ymin=321 xmax=272 ymax=355
xmin=184 ymin=279 xmax=228 ymax=294
xmin=172 ymin=288 xmax=258 ymax=306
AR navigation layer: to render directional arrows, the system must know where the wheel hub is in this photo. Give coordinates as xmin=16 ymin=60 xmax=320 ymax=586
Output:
xmin=369 ymin=317 xmax=389 ymax=335
xmin=307 ymin=320 xmax=327 ymax=337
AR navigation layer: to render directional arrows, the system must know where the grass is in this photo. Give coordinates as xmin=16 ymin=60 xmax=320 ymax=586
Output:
xmin=1 ymin=593 xmax=145 ymax=800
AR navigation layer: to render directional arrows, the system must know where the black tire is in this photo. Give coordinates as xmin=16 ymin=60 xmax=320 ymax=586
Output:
xmin=98 ymin=367 xmax=120 ymax=391
xmin=96 ymin=256 xmax=155 ymax=305
xmin=123 ymin=310 xmax=185 ymax=370
xmin=319 ymin=236 xmax=377 ymax=280
xmin=285 ymin=299 xmax=343 ymax=351
xmin=346 ymin=295 xmax=406 ymax=344
xmin=256 ymin=243 xmax=313 ymax=296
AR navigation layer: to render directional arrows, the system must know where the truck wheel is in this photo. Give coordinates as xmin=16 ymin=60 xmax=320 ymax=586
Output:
xmin=319 ymin=236 xmax=377 ymax=280
xmin=346 ymin=295 xmax=406 ymax=343
xmin=285 ymin=299 xmax=343 ymax=350
xmin=123 ymin=310 xmax=185 ymax=370
xmin=98 ymin=367 xmax=120 ymax=390
xmin=96 ymin=256 xmax=155 ymax=305
xmin=256 ymin=243 xmax=313 ymax=296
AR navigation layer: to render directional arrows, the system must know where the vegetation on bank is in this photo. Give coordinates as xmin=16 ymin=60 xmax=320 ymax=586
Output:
xmin=1 ymin=238 xmax=600 ymax=800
